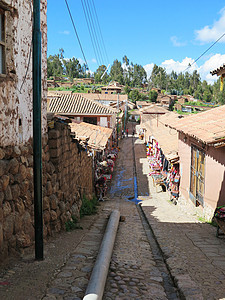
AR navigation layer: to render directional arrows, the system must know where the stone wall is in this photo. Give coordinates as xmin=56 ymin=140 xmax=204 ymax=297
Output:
xmin=0 ymin=121 xmax=93 ymax=261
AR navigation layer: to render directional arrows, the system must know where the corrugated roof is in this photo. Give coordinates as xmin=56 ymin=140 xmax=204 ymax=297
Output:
xmin=166 ymin=105 xmax=225 ymax=144
xmin=80 ymin=93 xmax=128 ymax=102
xmin=142 ymin=112 xmax=179 ymax=160
xmin=48 ymin=93 xmax=116 ymax=116
xmin=70 ymin=122 xmax=113 ymax=151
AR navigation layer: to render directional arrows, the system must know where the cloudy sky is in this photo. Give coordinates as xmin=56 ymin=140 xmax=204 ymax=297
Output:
xmin=47 ymin=0 xmax=225 ymax=84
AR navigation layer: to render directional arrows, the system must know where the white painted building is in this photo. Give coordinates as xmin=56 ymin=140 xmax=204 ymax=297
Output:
xmin=0 ymin=0 xmax=47 ymax=147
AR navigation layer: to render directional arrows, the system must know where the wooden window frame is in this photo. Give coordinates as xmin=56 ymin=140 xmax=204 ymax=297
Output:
xmin=189 ymin=145 xmax=205 ymax=206
xmin=0 ymin=8 xmax=6 ymax=75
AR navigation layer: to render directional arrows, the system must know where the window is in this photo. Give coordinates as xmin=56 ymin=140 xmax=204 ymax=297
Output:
xmin=190 ymin=146 xmax=205 ymax=206
xmin=0 ymin=9 xmax=6 ymax=74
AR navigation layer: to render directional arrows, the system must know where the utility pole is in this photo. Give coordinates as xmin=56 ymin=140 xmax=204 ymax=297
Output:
xmin=116 ymin=93 xmax=119 ymax=146
xmin=33 ymin=0 xmax=43 ymax=260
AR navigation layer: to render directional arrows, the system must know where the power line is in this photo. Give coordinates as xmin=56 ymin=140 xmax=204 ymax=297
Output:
xmin=183 ymin=32 xmax=225 ymax=73
xmin=91 ymin=0 xmax=109 ymax=65
xmin=81 ymin=0 xmax=100 ymax=66
xmin=81 ymin=0 xmax=102 ymax=66
xmin=65 ymin=0 xmax=89 ymax=70
xmin=85 ymin=0 xmax=104 ymax=66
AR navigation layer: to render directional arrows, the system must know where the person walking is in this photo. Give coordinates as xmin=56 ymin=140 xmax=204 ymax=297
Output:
xmin=126 ymin=128 xmax=128 ymax=137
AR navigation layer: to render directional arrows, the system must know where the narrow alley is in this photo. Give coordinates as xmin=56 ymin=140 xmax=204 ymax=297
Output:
xmin=1 ymin=122 xmax=225 ymax=300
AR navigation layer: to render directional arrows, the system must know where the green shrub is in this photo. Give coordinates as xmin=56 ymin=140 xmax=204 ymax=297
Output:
xmin=65 ymin=216 xmax=82 ymax=231
xmin=80 ymin=195 xmax=98 ymax=218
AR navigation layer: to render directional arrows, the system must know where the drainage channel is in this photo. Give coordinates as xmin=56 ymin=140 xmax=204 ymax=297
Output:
xmin=131 ymin=134 xmax=181 ymax=300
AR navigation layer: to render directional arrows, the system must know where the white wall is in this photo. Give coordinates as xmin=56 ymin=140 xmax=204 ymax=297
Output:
xmin=0 ymin=0 xmax=47 ymax=147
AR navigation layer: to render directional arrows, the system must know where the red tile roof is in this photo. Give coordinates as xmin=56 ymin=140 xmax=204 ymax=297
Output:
xmin=70 ymin=122 xmax=112 ymax=151
xmin=166 ymin=105 xmax=225 ymax=145
xmin=48 ymin=93 xmax=116 ymax=116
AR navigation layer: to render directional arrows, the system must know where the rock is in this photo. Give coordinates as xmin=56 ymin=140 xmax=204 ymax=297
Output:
xmin=5 ymin=185 xmax=13 ymax=201
xmin=1 ymin=175 xmax=9 ymax=191
xmin=3 ymin=215 xmax=15 ymax=241
xmin=19 ymin=164 xmax=27 ymax=180
xmin=12 ymin=146 xmax=21 ymax=157
xmin=0 ymin=148 xmax=5 ymax=160
xmin=0 ymin=223 xmax=3 ymax=248
xmin=0 ymin=160 xmax=8 ymax=177
xmin=50 ymin=194 xmax=58 ymax=210
xmin=3 ymin=202 xmax=11 ymax=217
xmin=11 ymin=184 xmax=21 ymax=199
xmin=14 ymin=213 xmax=23 ymax=233
xmin=43 ymin=210 xmax=51 ymax=223
xmin=8 ymin=158 xmax=19 ymax=175
xmin=43 ymin=196 xmax=50 ymax=210
xmin=16 ymin=232 xmax=31 ymax=248
xmin=20 ymin=180 xmax=29 ymax=196
xmin=15 ymin=198 xmax=25 ymax=215
xmin=46 ymin=181 xmax=53 ymax=196
xmin=50 ymin=210 xmax=57 ymax=221
xmin=20 ymin=145 xmax=29 ymax=155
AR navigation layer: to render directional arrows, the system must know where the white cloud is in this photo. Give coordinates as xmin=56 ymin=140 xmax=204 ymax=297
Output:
xmin=161 ymin=57 xmax=197 ymax=74
xmin=170 ymin=36 xmax=187 ymax=47
xmin=143 ymin=63 xmax=154 ymax=78
xmin=144 ymin=54 xmax=225 ymax=84
xmin=91 ymin=58 xmax=97 ymax=64
xmin=59 ymin=30 xmax=70 ymax=35
xmin=195 ymin=7 xmax=225 ymax=43
xmin=198 ymin=53 xmax=225 ymax=84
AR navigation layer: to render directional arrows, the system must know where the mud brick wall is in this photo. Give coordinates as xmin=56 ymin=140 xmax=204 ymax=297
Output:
xmin=0 ymin=122 xmax=93 ymax=261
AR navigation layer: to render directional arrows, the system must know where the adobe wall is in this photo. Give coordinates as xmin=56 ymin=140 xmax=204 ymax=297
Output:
xmin=0 ymin=122 xmax=93 ymax=261
xmin=0 ymin=0 xmax=47 ymax=147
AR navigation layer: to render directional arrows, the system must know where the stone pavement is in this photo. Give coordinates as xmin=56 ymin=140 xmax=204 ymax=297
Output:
xmin=1 ymin=123 xmax=225 ymax=300
xmin=134 ymin=134 xmax=225 ymax=300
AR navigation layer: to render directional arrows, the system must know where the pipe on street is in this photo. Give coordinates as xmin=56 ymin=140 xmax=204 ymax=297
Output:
xmin=83 ymin=209 xmax=120 ymax=300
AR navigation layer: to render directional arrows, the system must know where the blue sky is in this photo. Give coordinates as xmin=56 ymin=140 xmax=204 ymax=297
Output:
xmin=47 ymin=0 xmax=225 ymax=83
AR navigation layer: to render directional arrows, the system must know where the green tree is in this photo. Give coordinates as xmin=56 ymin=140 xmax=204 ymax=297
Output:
xmin=47 ymin=53 xmax=64 ymax=78
xmin=148 ymin=90 xmax=158 ymax=102
xmin=110 ymin=59 xmax=124 ymax=84
xmin=129 ymin=89 xmax=141 ymax=103
xmin=63 ymin=57 xmax=82 ymax=82
xmin=94 ymin=65 xmax=109 ymax=84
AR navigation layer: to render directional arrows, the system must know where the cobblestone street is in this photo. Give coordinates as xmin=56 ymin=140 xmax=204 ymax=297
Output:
xmin=1 ymin=122 xmax=225 ymax=299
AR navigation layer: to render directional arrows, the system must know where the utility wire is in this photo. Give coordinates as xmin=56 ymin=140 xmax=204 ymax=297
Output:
xmin=81 ymin=0 xmax=100 ymax=66
xmin=91 ymin=0 xmax=109 ymax=65
xmin=85 ymin=0 xmax=104 ymax=66
xmin=183 ymin=32 xmax=225 ymax=73
xmin=65 ymin=0 xmax=89 ymax=70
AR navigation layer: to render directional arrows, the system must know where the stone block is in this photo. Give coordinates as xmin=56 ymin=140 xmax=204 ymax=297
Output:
xmin=0 ymin=148 xmax=5 ymax=160
xmin=0 ymin=160 xmax=9 ymax=177
xmin=16 ymin=232 xmax=31 ymax=248
xmin=15 ymin=198 xmax=25 ymax=215
xmin=50 ymin=210 xmax=57 ymax=221
xmin=14 ymin=212 xmax=23 ymax=233
xmin=1 ymin=175 xmax=9 ymax=191
xmin=0 ymin=223 xmax=3 ymax=249
xmin=50 ymin=194 xmax=58 ymax=210
xmin=26 ymin=167 xmax=33 ymax=180
xmin=11 ymin=184 xmax=21 ymax=199
xmin=3 ymin=215 xmax=15 ymax=241
xmin=21 ymin=156 xmax=29 ymax=167
xmin=8 ymin=158 xmax=19 ymax=175
xmin=5 ymin=185 xmax=13 ymax=201
xmin=43 ymin=196 xmax=50 ymax=211
xmin=48 ymin=129 xmax=61 ymax=139
xmin=45 ymin=181 xmax=53 ymax=196
xmin=48 ymin=138 xmax=61 ymax=149
xmin=3 ymin=202 xmax=11 ymax=217
xmin=49 ymin=148 xmax=62 ymax=158
xmin=19 ymin=164 xmax=27 ymax=180
xmin=12 ymin=146 xmax=21 ymax=157
xmin=20 ymin=180 xmax=29 ymax=197
xmin=43 ymin=210 xmax=51 ymax=223
xmin=20 ymin=145 xmax=29 ymax=155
